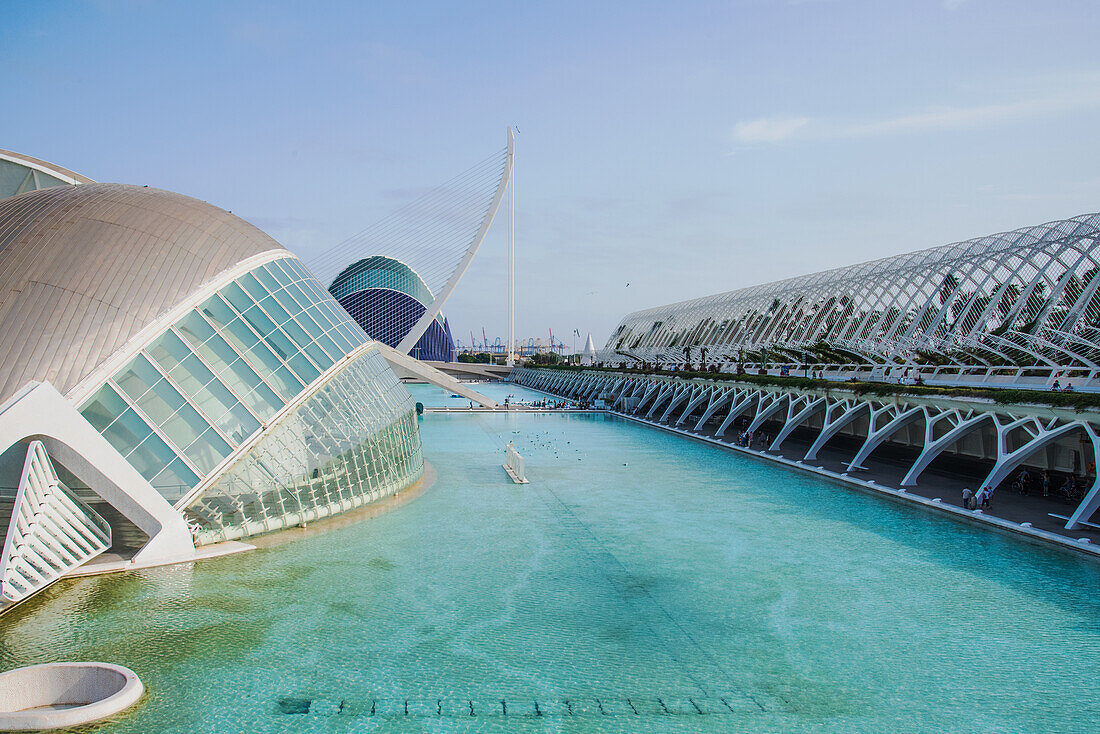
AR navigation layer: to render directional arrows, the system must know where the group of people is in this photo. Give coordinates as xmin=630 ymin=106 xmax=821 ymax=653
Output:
xmin=1050 ymin=380 xmax=1075 ymax=392
xmin=734 ymin=430 xmax=770 ymax=449
xmin=964 ymin=467 xmax=1086 ymax=510
xmin=961 ymin=485 xmax=994 ymax=510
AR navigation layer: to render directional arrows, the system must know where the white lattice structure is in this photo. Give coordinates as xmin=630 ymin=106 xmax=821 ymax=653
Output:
xmin=1 ymin=442 xmax=111 ymax=604
xmin=606 ymin=214 xmax=1100 ymax=381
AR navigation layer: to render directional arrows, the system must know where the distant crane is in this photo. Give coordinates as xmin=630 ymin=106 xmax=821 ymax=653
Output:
xmin=470 ymin=330 xmax=477 ymax=350
xmin=483 ymin=327 xmax=489 ymax=353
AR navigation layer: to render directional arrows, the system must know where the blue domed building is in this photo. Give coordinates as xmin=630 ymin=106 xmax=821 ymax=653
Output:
xmin=329 ymin=256 xmax=457 ymax=362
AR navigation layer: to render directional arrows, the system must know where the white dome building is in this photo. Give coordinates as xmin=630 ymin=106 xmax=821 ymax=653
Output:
xmin=0 ymin=172 xmax=423 ymax=606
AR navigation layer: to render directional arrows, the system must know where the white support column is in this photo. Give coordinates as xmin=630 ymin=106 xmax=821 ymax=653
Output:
xmin=747 ymin=393 xmax=790 ymax=434
xmin=846 ymin=405 xmax=926 ymax=472
xmin=646 ymin=384 xmax=678 ymax=419
xmin=0 ymin=382 xmax=194 ymax=565
xmin=659 ymin=385 xmax=694 ymax=422
xmin=677 ymin=387 xmax=712 ymax=425
xmin=901 ymin=411 xmax=992 ymax=486
xmin=1067 ymin=424 xmax=1100 ymax=529
xmin=803 ymin=400 xmax=869 ymax=461
xmin=695 ymin=388 xmax=736 ymax=431
xmin=769 ymin=395 xmax=828 ymax=451
xmin=716 ymin=391 xmax=759 ymax=437
xmin=636 ymin=383 xmax=663 ymax=413
xmin=978 ymin=418 xmax=1071 ymax=493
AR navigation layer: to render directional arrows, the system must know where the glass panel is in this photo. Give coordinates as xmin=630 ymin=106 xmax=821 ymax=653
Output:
xmin=254 ymin=265 xmax=283 ymax=293
xmin=104 ymin=408 xmax=155 ymax=461
xmin=279 ymin=315 xmax=314 ymax=349
xmin=327 ymin=327 xmax=354 ymax=356
xmin=221 ymin=282 xmax=255 ymax=314
xmin=305 ymin=341 xmax=334 ymax=372
xmin=147 ymin=331 xmax=260 ymax=445
xmin=151 ymin=458 xmax=200 ymax=502
xmin=289 ymin=353 xmax=321 ymax=384
xmin=80 ymin=384 xmax=128 ymax=432
xmin=270 ymin=366 xmax=304 ymax=398
xmin=199 ymin=294 xmax=240 ymax=331
xmin=258 ymin=295 xmax=291 ymax=326
xmin=287 ymin=282 xmax=316 ymax=307
xmin=177 ymin=315 xmax=284 ymax=419
xmin=315 ymin=332 xmax=343 ymax=362
xmin=127 ymin=431 xmax=184 ymax=482
xmin=294 ymin=307 xmax=329 ymax=339
xmin=272 ymin=258 xmax=299 ymax=282
xmin=240 ymin=303 xmax=278 ymax=339
xmin=146 ymin=330 xmax=191 ymax=373
xmin=184 ymin=348 xmax=423 ymax=544
xmin=183 ymin=427 xmax=232 ymax=474
xmin=238 ymin=272 xmax=268 ymax=302
xmin=271 ymin=285 xmax=306 ymax=317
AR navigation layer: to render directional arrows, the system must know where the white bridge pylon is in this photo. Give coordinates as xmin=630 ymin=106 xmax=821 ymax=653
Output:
xmin=396 ymin=128 xmax=514 ymax=355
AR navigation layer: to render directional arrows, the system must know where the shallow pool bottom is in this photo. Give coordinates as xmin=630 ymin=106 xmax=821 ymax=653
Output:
xmin=0 ymin=403 xmax=1097 ymax=733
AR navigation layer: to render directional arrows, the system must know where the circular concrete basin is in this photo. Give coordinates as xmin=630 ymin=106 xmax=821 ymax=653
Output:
xmin=0 ymin=662 xmax=143 ymax=731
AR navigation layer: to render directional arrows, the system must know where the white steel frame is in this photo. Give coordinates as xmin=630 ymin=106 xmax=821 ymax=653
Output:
xmin=606 ymin=214 xmax=1100 ymax=376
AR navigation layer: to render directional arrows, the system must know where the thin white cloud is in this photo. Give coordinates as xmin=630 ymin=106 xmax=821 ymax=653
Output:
xmin=732 ymin=79 xmax=1100 ymax=146
xmin=732 ymin=116 xmax=809 ymax=144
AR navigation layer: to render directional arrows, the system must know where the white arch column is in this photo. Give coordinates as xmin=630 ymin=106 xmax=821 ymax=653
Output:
xmin=901 ymin=411 xmax=993 ymax=486
xmin=677 ymin=386 xmax=713 ymax=425
xmin=747 ymin=393 xmax=790 ymax=434
xmin=716 ymin=391 xmax=760 ymax=437
xmin=800 ymin=399 xmax=870 ymax=459
xmin=694 ymin=388 xmax=737 ymax=431
xmin=659 ymin=385 xmax=695 ymax=422
xmin=846 ymin=405 xmax=926 ymax=472
xmin=1067 ymin=423 xmax=1100 ymax=529
xmin=768 ymin=395 xmax=828 ymax=451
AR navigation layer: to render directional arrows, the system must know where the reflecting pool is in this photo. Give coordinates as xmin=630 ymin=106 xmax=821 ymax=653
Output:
xmin=1 ymin=384 xmax=1098 ymax=732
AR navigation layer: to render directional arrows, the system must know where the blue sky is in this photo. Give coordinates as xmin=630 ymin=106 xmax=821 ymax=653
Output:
xmin=4 ymin=1 xmax=1100 ymax=349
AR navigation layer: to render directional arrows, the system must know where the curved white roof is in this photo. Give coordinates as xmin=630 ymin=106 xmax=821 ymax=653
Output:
xmin=0 ymin=183 xmax=286 ymax=403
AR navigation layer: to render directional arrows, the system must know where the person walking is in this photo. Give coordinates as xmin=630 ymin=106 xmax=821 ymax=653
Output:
xmin=962 ymin=487 xmax=974 ymax=509
xmin=1042 ymin=470 xmax=1051 ymax=497
xmin=980 ymin=485 xmax=992 ymax=509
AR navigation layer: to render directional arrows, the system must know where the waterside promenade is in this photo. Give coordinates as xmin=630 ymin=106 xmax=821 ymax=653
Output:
xmin=511 ymin=367 xmax=1100 ymax=558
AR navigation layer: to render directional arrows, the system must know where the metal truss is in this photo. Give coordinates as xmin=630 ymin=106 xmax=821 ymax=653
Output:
xmin=604 ymin=213 xmax=1100 ymax=371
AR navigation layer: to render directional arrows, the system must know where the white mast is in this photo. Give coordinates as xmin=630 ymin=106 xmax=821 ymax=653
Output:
xmin=507 ymin=126 xmax=515 ymax=367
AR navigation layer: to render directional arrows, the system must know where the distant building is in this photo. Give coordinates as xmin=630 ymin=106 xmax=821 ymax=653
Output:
xmin=0 ymin=148 xmax=92 ymax=198
xmin=329 ymin=256 xmax=457 ymax=362
xmin=581 ymin=333 xmax=597 ymax=365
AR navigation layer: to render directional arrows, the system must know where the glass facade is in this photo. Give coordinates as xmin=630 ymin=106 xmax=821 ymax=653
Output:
xmin=78 ymin=255 xmax=376 ymax=503
xmin=184 ymin=348 xmax=422 ymax=544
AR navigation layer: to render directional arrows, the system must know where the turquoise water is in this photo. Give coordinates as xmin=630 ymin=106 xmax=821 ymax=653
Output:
xmin=1 ymin=383 xmax=1098 ymax=732
xmin=408 ymin=381 xmax=551 ymax=407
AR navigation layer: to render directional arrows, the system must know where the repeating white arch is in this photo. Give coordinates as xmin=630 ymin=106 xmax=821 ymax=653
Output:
xmin=604 ymin=213 xmax=1100 ymax=372
xmin=514 ymin=367 xmax=1100 ymax=531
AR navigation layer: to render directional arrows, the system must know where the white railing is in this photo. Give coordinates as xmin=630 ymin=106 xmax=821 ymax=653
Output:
xmin=503 ymin=441 xmax=529 ymax=484
xmin=1 ymin=441 xmax=111 ymax=604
